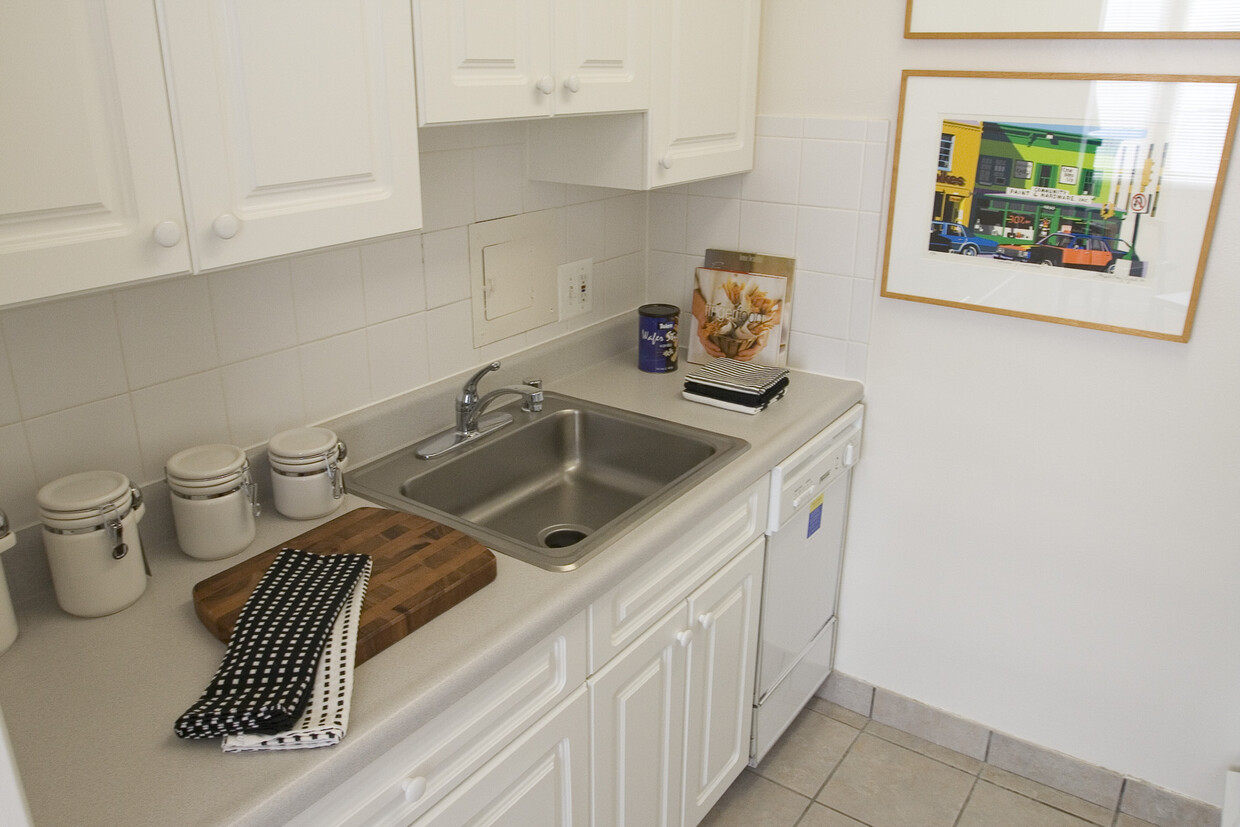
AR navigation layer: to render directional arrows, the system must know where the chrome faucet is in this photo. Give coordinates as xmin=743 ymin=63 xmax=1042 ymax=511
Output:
xmin=456 ymin=362 xmax=544 ymax=433
xmin=415 ymin=362 xmax=544 ymax=459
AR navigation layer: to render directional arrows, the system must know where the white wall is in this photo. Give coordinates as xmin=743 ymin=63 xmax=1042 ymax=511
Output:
xmin=758 ymin=1 xmax=1240 ymax=806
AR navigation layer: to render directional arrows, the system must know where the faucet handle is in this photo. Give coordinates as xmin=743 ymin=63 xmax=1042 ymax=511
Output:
xmin=522 ymin=378 xmax=542 ymax=389
xmin=461 ymin=362 xmax=501 ymax=402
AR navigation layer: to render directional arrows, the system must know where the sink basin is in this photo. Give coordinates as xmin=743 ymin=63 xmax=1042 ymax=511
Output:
xmin=347 ymin=392 xmax=748 ymax=570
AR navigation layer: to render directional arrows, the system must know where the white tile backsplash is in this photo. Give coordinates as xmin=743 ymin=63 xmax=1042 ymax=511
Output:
xmin=3 ymin=293 xmax=128 ymax=419
xmin=473 ymin=143 xmax=526 ymax=221
xmin=605 ymin=194 xmax=647 ymax=259
xmin=800 ymin=139 xmax=866 ymax=210
xmin=220 ymin=349 xmax=306 ymax=449
xmin=566 ymin=200 xmax=608 ymax=262
xmin=25 ymin=396 xmax=143 ymax=485
xmin=115 ymin=277 xmax=219 ymax=390
xmin=365 ymin=313 xmax=431 ymax=403
xmin=299 ymin=330 xmax=372 ymax=423
xmin=739 ymin=201 xmax=798 ymax=257
xmin=291 ymin=247 xmax=367 ymax=343
xmin=419 ymin=148 xmax=475 ymax=231
xmin=0 ymin=333 xmax=23 ymax=426
xmin=685 ymin=195 xmax=741 ymax=255
xmin=0 ymin=424 xmax=38 ymax=527
xmin=360 ymin=234 xmax=426 ymax=324
xmin=131 ymin=372 xmax=231 ymax=483
xmin=422 ymin=227 xmax=472 ymax=309
xmin=792 ymin=271 xmax=853 ymax=339
xmin=648 ymin=192 xmax=689 ymax=254
xmin=209 ymin=260 xmax=297 ymax=364
xmin=795 ymin=206 xmax=860 ymax=276
xmin=741 ymin=136 xmax=802 ymax=204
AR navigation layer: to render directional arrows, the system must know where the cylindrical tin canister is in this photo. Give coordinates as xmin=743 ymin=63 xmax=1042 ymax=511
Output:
xmin=638 ymin=304 xmax=679 ymax=373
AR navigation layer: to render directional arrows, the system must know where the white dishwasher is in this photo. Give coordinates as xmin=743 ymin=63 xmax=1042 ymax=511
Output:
xmin=751 ymin=403 xmax=863 ymax=764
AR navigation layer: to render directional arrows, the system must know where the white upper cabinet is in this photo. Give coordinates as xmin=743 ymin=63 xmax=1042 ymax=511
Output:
xmin=413 ymin=0 xmax=650 ymax=124
xmin=0 ymin=2 xmax=190 ymax=306
xmin=159 ymin=0 xmax=423 ymax=272
xmin=527 ymin=0 xmax=761 ymax=189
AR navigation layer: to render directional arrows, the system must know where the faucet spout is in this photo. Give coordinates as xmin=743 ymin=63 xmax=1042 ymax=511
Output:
xmin=464 ymin=385 xmax=544 ymax=432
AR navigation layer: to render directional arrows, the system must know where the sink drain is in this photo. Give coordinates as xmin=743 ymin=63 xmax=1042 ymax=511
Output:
xmin=540 ymin=524 xmax=591 ymax=548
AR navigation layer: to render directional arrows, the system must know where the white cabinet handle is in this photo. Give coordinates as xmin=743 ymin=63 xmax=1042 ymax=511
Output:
xmin=152 ymin=221 xmax=182 ymax=248
xmin=563 ymin=74 xmax=580 ymax=93
xmin=659 ymin=153 xmax=673 ymax=170
xmin=676 ymin=629 xmax=694 ymax=648
xmin=535 ymin=75 xmax=555 ymax=95
xmin=212 ymin=213 xmax=240 ymax=239
xmin=401 ymin=775 xmax=428 ymax=804
xmin=698 ymin=612 xmax=715 ymax=630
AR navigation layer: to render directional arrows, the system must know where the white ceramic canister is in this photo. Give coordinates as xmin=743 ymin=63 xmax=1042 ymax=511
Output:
xmin=166 ymin=444 xmax=260 ymax=561
xmin=268 ymin=427 xmax=348 ymax=520
xmin=37 ymin=471 xmax=147 ymax=618
xmin=0 ymin=510 xmax=18 ymax=654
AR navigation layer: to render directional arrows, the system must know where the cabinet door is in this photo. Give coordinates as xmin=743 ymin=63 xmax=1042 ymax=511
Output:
xmin=590 ymin=605 xmax=690 ymax=827
xmin=414 ymin=0 xmax=555 ymax=124
xmin=159 ymin=0 xmax=422 ymax=271
xmin=412 ymin=688 xmax=590 ymax=827
xmin=682 ymin=539 xmax=763 ymax=827
xmin=552 ymin=0 xmax=649 ymax=116
xmin=648 ymin=0 xmax=760 ymax=186
xmin=0 ymin=1 xmax=189 ymax=306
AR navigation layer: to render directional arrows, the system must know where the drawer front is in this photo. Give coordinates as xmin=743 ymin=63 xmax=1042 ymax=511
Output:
xmin=588 ymin=475 xmax=768 ymax=673
xmin=286 ymin=611 xmax=588 ymax=827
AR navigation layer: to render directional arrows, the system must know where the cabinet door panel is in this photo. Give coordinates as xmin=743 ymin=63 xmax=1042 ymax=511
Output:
xmin=0 ymin=1 xmax=189 ymax=305
xmin=161 ymin=0 xmax=422 ymax=270
xmin=590 ymin=606 xmax=689 ymax=827
xmin=414 ymin=0 xmax=554 ymax=124
xmin=552 ymin=0 xmax=649 ymax=115
xmin=412 ymin=688 xmax=590 ymax=827
xmin=649 ymin=0 xmax=760 ymax=186
xmin=683 ymin=539 xmax=764 ymax=826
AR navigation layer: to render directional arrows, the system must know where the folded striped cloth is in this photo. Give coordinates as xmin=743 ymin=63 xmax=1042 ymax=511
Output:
xmin=175 ymin=549 xmax=371 ymax=740
xmin=222 ymin=558 xmax=369 ymax=752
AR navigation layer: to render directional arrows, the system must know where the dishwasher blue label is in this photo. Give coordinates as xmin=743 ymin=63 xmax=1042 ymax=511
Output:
xmin=807 ymin=494 xmax=825 ymax=538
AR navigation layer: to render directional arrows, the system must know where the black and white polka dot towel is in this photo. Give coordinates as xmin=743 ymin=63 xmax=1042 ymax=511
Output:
xmin=222 ymin=557 xmax=369 ymax=752
xmin=174 ymin=549 xmax=371 ymax=740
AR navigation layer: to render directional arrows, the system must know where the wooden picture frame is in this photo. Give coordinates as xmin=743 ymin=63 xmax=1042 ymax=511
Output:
xmin=881 ymin=71 xmax=1239 ymax=341
xmin=905 ymin=0 xmax=1240 ymax=38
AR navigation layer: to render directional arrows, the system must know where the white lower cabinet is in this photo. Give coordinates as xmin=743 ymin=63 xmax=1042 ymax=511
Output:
xmin=412 ymin=687 xmax=590 ymax=827
xmin=590 ymin=538 xmax=764 ymax=827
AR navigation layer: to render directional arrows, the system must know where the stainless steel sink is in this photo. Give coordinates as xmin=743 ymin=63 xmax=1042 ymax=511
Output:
xmin=347 ymin=392 xmax=748 ymax=570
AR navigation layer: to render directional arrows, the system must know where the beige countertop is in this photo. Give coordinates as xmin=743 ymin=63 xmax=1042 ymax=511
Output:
xmin=0 ymin=350 xmax=862 ymax=827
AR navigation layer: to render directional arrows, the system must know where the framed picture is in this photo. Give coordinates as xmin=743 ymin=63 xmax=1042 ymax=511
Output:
xmin=906 ymin=0 xmax=1240 ymax=38
xmin=881 ymin=71 xmax=1239 ymax=341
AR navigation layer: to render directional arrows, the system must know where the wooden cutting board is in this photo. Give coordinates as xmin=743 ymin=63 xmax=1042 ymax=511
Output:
xmin=192 ymin=507 xmax=496 ymax=665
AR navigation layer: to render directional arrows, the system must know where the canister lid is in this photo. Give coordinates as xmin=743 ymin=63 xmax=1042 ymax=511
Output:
xmin=639 ymin=303 xmax=680 ymax=318
xmin=166 ymin=444 xmax=247 ymax=484
xmin=268 ymin=427 xmax=338 ymax=461
xmin=37 ymin=471 xmax=131 ymax=515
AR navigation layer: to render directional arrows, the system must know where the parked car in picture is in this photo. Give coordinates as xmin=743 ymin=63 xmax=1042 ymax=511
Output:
xmin=929 ymin=227 xmax=952 ymax=253
xmin=929 ymin=221 xmax=1000 ymax=256
xmin=995 ymin=232 xmax=1145 ymax=276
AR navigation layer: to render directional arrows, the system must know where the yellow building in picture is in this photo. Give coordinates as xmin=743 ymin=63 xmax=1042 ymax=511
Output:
xmin=935 ymin=120 xmax=982 ymax=225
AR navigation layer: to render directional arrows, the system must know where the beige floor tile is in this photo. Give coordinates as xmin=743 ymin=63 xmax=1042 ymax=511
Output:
xmin=796 ymin=802 xmax=869 ymax=827
xmin=957 ymin=781 xmax=1101 ymax=827
xmin=817 ymin=732 xmax=976 ymax=827
xmin=701 ymin=769 xmax=812 ymax=827
xmin=980 ymin=765 xmax=1113 ymax=825
xmin=753 ymin=708 xmax=861 ymax=796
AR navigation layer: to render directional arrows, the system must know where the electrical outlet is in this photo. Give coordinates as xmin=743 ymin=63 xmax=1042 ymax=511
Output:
xmin=557 ymin=258 xmax=593 ymax=319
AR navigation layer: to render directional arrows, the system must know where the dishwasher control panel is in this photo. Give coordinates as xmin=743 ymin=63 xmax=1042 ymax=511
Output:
xmin=768 ymin=403 xmax=863 ymax=532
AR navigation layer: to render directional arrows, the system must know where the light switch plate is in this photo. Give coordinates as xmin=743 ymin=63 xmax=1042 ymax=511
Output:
xmin=469 ymin=210 xmax=558 ymax=347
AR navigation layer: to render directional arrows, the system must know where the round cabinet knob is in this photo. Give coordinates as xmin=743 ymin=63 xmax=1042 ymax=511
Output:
xmin=676 ymin=629 xmax=694 ymax=648
xmin=535 ymin=75 xmax=555 ymax=95
xmin=659 ymin=153 xmax=673 ymax=170
xmin=563 ymin=74 xmax=581 ymax=93
xmin=402 ymin=775 xmax=428 ymax=804
xmin=698 ymin=612 xmax=716 ymax=630
xmin=152 ymin=221 xmax=182 ymax=248
xmin=212 ymin=213 xmax=240 ymax=239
